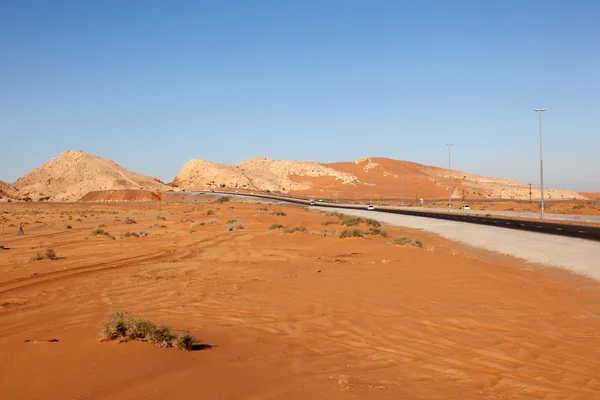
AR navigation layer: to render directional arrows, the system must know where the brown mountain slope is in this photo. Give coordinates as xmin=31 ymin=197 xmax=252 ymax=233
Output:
xmin=172 ymin=156 xmax=584 ymax=201
xmin=11 ymin=150 xmax=170 ymax=202
xmin=298 ymin=157 xmax=585 ymax=201
xmin=580 ymin=192 xmax=600 ymax=201
xmin=171 ymin=156 xmax=358 ymax=193
xmin=0 ymin=180 xmax=17 ymax=200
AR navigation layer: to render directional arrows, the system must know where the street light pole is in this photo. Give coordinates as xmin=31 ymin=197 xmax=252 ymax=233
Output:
xmin=534 ymin=108 xmax=546 ymax=219
xmin=369 ymin=162 xmax=373 ymax=206
xmin=401 ymin=160 xmax=405 ymax=207
xmin=446 ymin=144 xmax=453 ymax=211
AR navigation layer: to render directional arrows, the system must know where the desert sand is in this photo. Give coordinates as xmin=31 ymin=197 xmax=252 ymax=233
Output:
xmin=1 ymin=197 xmax=600 ymax=399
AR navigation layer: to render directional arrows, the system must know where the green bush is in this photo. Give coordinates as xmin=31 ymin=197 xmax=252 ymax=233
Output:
xmin=390 ymin=236 xmax=422 ymax=248
xmin=98 ymin=309 xmax=196 ymax=351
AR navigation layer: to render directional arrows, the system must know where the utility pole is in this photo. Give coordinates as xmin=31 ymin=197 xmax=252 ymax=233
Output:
xmin=369 ymin=162 xmax=373 ymax=206
xmin=534 ymin=109 xmax=546 ymax=219
xmin=446 ymin=144 xmax=453 ymax=211
xmin=528 ymin=183 xmax=532 ymax=204
xmin=401 ymin=160 xmax=405 ymax=207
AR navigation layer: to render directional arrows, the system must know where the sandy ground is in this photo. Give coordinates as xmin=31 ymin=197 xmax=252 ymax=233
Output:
xmin=1 ymin=200 xmax=600 ymax=399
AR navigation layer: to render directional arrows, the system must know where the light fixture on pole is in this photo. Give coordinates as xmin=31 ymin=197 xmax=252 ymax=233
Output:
xmin=534 ymin=108 xmax=546 ymax=219
xmin=446 ymin=144 xmax=453 ymax=211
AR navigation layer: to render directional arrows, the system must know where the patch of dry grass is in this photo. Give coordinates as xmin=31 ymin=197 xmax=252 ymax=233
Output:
xmin=282 ymin=225 xmax=307 ymax=233
xmin=28 ymin=248 xmax=58 ymax=262
xmin=390 ymin=236 xmax=423 ymax=248
xmin=98 ymin=309 xmax=196 ymax=351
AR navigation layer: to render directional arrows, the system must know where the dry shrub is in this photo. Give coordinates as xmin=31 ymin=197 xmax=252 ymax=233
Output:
xmin=367 ymin=227 xmax=388 ymax=237
xmin=99 ymin=309 xmax=196 ymax=351
xmin=226 ymin=221 xmax=244 ymax=231
xmin=122 ymin=217 xmax=137 ymax=225
xmin=318 ymin=227 xmax=337 ymax=237
xmin=391 ymin=236 xmax=423 ymax=248
xmin=214 ymin=197 xmax=230 ymax=204
xmin=339 ymin=229 xmax=364 ymax=239
xmin=124 ymin=231 xmax=148 ymax=238
xmin=269 ymin=223 xmax=283 ymax=230
xmin=29 ymin=248 xmax=58 ymax=262
xmin=206 ymin=210 xmax=215 ymax=215
xmin=271 ymin=210 xmax=286 ymax=216
xmin=321 ymin=220 xmax=338 ymax=226
xmin=282 ymin=225 xmax=307 ymax=234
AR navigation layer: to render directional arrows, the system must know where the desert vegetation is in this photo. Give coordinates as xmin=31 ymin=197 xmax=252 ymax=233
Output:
xmin=123 ymin=231 xmax=149 ymax=238
xmin=122 ymin=217 xmax=137 ymax=225
xmin=226 ymin=221 xmax=244 ymax=231
xmin=282 ymin=225 xmax=307 ymax=234
xmin=269 ymin=223 xmax=283 ymax=230
xmin=98 ymin=309 xmax=196 ymax=351
xmin=391 ymin=236 xmax=423 ymax=248
xmin=271 ymin=210 xmax=286 ymax=216
xmin=29 ymin=248 xmax=58 ymax=262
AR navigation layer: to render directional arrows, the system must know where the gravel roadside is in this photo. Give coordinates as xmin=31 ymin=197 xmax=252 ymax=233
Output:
xmin=319 ymin=207 xmax=600 ymax=281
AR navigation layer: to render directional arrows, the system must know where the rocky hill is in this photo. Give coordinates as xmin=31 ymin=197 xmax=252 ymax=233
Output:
xmin=0 ymin=180 xmax=16 ymax=201
xmin=10 ymin=150 xmax=171 ymax=202
xmin=171 ymin=156 xmax=358 ymax=193
xmin=324 ymin=157 xmax=586 ymax=201
xmin=2 ymin=151 xmax=588 ymax=202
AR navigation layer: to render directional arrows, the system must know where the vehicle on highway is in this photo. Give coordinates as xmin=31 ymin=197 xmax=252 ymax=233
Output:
xmin=367 ymin=205 xmax=375 ymax=211
xmin=309 ymin=199 xmax=315 ymax=206
xmin=460 ymin=204 xmax=471 ymax=210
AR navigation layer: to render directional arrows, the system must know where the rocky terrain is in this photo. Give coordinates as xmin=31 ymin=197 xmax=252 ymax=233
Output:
xmin=1 ymin=151 xmax=588 ymax=202
xmin=9 ymin=150 xmax=171 ymax=202
xmin=171 ymin=156 xmax=358 ymax=193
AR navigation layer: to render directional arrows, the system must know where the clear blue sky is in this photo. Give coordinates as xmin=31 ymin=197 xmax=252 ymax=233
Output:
xmin=1 ymin=0 xmax=599 ymax=191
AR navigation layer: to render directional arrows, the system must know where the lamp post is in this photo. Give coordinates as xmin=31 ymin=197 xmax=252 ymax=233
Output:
xmin=369 ymin=161 xmax=373 ymax=206
xmin=401 ymin=160 xmax=405 ymax=207
xmin=534 ymin=108 xmax=546 ymax=219
xmin=446 ymin=144 xmax=453 ymax=211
